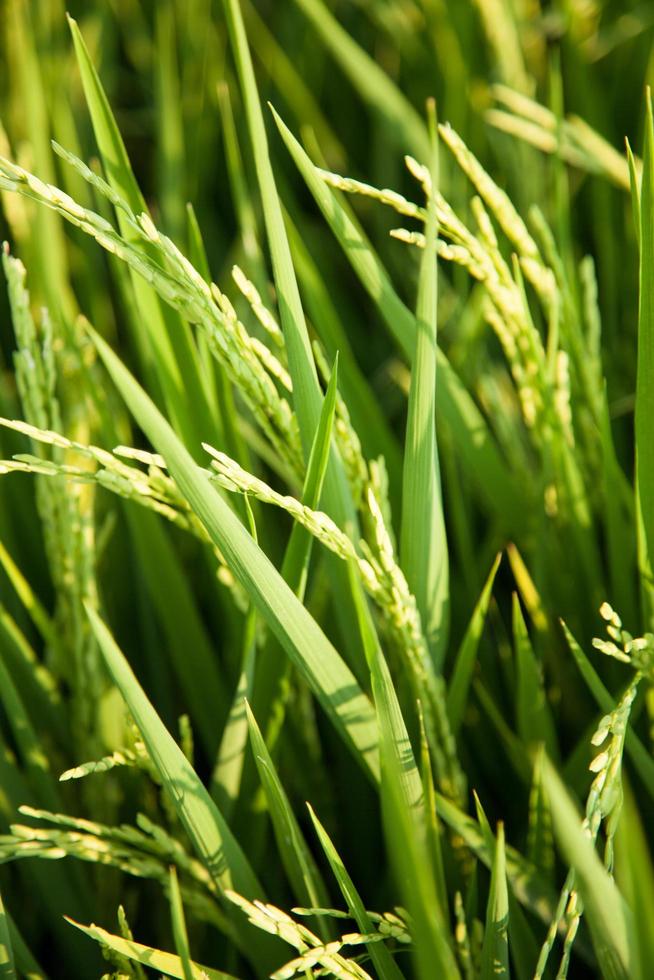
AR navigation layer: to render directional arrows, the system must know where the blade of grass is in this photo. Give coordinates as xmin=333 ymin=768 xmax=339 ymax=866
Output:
xmin=245 ymin=702 xmax=330 ymax=918
xmin=349 ymin=561 xmax=422 ymax=809
xmin=474 ymin=680 xmax=531 ymax=783
xmin=252 ymin=354 xmax=339 ymax=746
xmin=0 ymin=604 xmax=65 ymax=743
xmin=221 ymin=1 xmax=369 ymax=684
xmin=8 ymin=0 xmax=74 ymax=323
xmin=599 ymin=390 xmax=637 ymax=626
xmin=480 ymin=822 xmax=510 ymax=980
xmin=168 ymin=867 xmax=194 ymax=980
xmin=271 ymin=109 xmax=522 ymax=528
xmin=0 ymin=886 xmax=16 ymax=980
xmin=84 ymin=605 xmax=280 ymax=973
xmin=379 ymin=721 xmax=460 ymax=980
xmin=0 ymin=539 xmax=57 ymax=650
xmin=242 ymin=0 xmax=346 ymax=168
xmin=89 ymin=326 xmax=380 ymax=780
xmin=216 ymin=80 xmax=268 ymax=291
xmin=348 ymin=561 xmax=458 ymax=980
xmin=307 ymin=804 xmax=404 ymax=980
xmin=447 ymin=554 xmax=501 ymax=733
xmin=155 ymin=4 xmax=186 ymax=242
xmin=67 ymin=15 xmax=215 ymax=454
xmin=506 ymin=889 xmax=540 ymax=980
xmin=210 ymin=604 xmax=257 ymax=816
xmin=541 ymin=756 xmax=636 ymax=980
xmin=285 ymin=212 xmax=403 ymax=508
xmin=290 ymin=0 xmax=430 ymax=161
xmin=513 ymin=595 xmax=558 ymax=759
xmin=126 ymin=509 xmax=228 ymax=757
xmin=66 ymin=918 xmax=235 ymax=980
xmin=222 ymin=0 xmax=336 ymax=472
xmin=626 ymin=138 xmax=641 ymax=233
xmin=418 ymin=707 xmax=448 ymax=917
xmin=615 ymin=781 xmax=654 ymax=971
xmin=506 ymin=544 xmax=548 ymax=636
xmin=85 ymin=605 xmax=261 ymax=896
xmin=6 ymin=911 xmax=46 ymax=980
xmin=400 ymin=101 xmax=449 ymax=665
xmin=526 ymin=745 xmax=554 ymax=879
xmin=185 ymin=201 xmax=247 ymax=469
xmin=0 ymin=645 xmax=61 ymax=811
xmin=635 ymin=90 xmax=654 ymax=619
xmin=282 ymin=353 xmax=339 ymax=595
xmin=435 ymin=792 xmax=581 ymax=946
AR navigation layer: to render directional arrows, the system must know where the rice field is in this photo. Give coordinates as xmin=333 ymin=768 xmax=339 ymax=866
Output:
xmin=0 ymin=1 xmax=653 ymax=977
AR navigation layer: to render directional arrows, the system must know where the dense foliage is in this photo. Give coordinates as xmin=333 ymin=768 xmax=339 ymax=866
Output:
xmin=0 ymin=1 xmax=653 ymax=977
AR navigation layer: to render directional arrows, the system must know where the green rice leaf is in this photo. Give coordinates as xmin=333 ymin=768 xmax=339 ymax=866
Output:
xmin=126 ymin=509 xmax=228 ymax=757
xmin=212 ymin=478 xmax=258 ymax=812
xmin=290 ymin=0 xmax=430 ymax=161
xmin=249 ymin=353 xmax=338 ymax=740
xmin=0 ymin=886 xmax=16 ymax=980
xmin=512 ymin=596 xmax=558 ymax=758
xmin=66 ymin=16 xmax=146 ymax=215
xmin=67 ymin=15 xmax=215 ymax=453
xmin=222 ymin=0 xmax=325 ymax=463
xmin=245 ymin=703 xmax=329 ymax=916
xmin=599 ymin=390 xmax=637 ymax=625
xmin=222 ymin=1 xmax=367 ymax=683
xmin=85 ymin=605 xmax=263 ymax=896
xmin=400 ymin=103 xmax=449 ymax=664
xmin=447 ymin=555 xmax=501 ymax=733
xmin=380 ymin=740 xmax=460 ymax=980
xmin=66 ymin=918 xmax=235 ymax=980
xmin=541 ymin=756 xmax=636 ymax=980
xmin=474 ymin=681 xmax=531 ymax=783
xmin=215 ymin=80 xmax=267 ymax=287
xmin=626 ymin=138 xmax=641 ymax=242
xmin=271 ymin=109 xmax=521 ymax=527
xmin=286 ymin=215 xmax=403 ymax=507
xmin=0 ymin=539 xmax=57 ymax=651
xmin=418 ymin=708 xmax=448 ymax=917
xmin=435 ymin=793 xmax=559 ymax=928
xmin=0 ymin=642 xmax=61 ymax=811
xmin=0 ymin=604 xmax=65 ymax=744
xmin=615 ymin=782 xmax=654 ymax=971
xmin=210 ymin=603 xmax=257 ymax=815
xmin=282 ymin=352 xmax=339 ymax=595
xmin=85 ymin=605 xmax=280 ymax=972
xmin=635 ymin=91 xmax=654 ymax=609
xmin=8 ymin=1 xmax=73 ymax=323
xmin=5 ymin=911 xmax=45 ymax=980
xmin=348 ymin=561 xmax=422 ymax=810
xmin=480 ymin=822 xmax=510 ymax=980
xmin=526 ymin=746 xmax=554 ymax=879
xmin=168 ymin=867 xmax=194 ymax=980
xmin=89 ymin=326 xmax=380 ymax=781
xmin=506 ymin=890 xmax=539 ymax=980
xmin=349 ymin=565 xmax=458 ymax=979
xmin=307 ymin=804 xmax=404 ymax=980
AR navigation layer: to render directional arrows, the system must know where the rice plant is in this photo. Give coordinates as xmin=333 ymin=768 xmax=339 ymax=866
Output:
xmin=0 ymin=2 xmax=653 ymax=978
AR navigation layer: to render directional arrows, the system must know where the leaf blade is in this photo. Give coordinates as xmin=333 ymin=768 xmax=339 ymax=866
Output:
xmin=89 ymin=326 xmax=380 ymax=781
xmin=541 ymin=756 xmax=636 ymax=980
xmin=400 ymin=105 xmax=449 ymax=664
xmin=66 ymin=918 xmax=234 ymax=980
